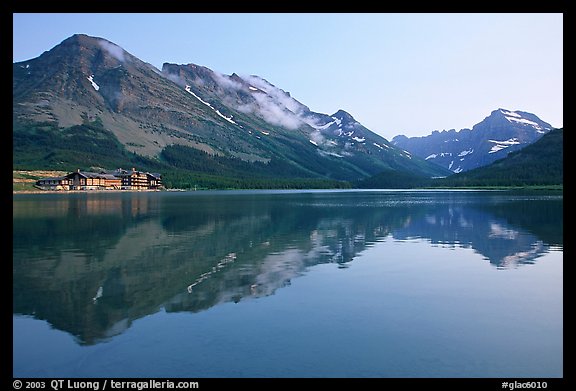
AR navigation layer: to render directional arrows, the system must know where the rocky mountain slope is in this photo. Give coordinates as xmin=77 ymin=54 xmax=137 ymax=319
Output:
xmin=13 ymin=34 xmax=450 ymax=182
xmin=435 ymin=127 xmax=563 ymax=186
xmin=391 ymin=109 xmax=553 ymax=173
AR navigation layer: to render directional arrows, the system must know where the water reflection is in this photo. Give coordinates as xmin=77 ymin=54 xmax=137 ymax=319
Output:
xmin=392 ymin=198 xmax=563 ymax=268
xmin=13 ymin=190 xmax=562 ymax=345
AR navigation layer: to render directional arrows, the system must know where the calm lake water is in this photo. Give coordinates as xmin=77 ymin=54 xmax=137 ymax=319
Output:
xmin=13 ymin=189 xmax=563 ymax=378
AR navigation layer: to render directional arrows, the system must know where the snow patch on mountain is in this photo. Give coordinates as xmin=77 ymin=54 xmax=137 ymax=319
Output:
xmin=318 ymin=150 xmax=344 ymax=158
xmin=87 ymin=75 xmax=100 ymax=91
xmin=215 ymin=110 xmax=236 ymax=124
xmin=489 ymin=145 xmax=509 ymax=153
xmin=488 ymin=138 xmax=520 ymax=146
xmin=305 ymin=115 xmax=344 ymax=132
xmin=185 ymin=85 xmax=210 ymax=106
xmin=310 ymin=119 xmax=337 ymax=130
xmin=500 ymin=109 xmax=521 ymax=118
xmin=426 ymin=152 xmax=454 ymax=160
xmin=185 ymin=85 xmax=236 ymax=124
xmin=487 ymin=138 xmax=520 ymax=154
xmin=309 ymin=131 xmax=329 ymax=148
xmin=499 ymin=109 xmax=550 ymax=131
xmin=505 ymin=116 xmax=544 ymax=129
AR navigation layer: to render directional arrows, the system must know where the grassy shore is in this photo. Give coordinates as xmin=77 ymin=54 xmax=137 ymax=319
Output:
xmin=13 ymin=170 xmax=563 ymax=193
xmin=13 ymin=170 xmax=69 ymax=192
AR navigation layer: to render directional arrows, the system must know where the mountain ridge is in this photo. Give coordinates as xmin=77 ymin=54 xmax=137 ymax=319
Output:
xmin=434 ymin=127 xmax=563 ymax=187
xmin=13 ymin=33 xmax=450 ymax=184
xmin=391 ymin=108 xmax=553 ymax=173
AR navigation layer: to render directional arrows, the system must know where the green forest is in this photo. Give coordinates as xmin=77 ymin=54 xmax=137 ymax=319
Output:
xmin=432 ymin=128 xmax=563 ymax=187
xmin=13 ymin=119 xmax=350 ymax=189
xmin=13 ymin=119 xmax=563 ymax=190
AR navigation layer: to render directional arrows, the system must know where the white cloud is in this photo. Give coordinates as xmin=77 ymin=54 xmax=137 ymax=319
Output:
xmin=243 ymin=75 xmax=306 ymax=115
xmin=211 ymin=73 xmax=305 ymax=130
xmin=309 ymin=130 xmax=327 ymax=146
xmin=212 ymin=71 xmax=243 ymax=91
xmin=165 ymin=72 xmax=184 ymax=86
xmin=249 ymin=92 xmax=303 ymax=129
xmin=98 ymin=40 xmax=126 ymax=62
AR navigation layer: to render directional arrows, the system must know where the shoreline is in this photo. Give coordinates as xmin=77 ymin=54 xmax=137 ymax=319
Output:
xmin=13 ymin=185 xmax=563 ymax=195
xmin=13 ymin=189 xmax=166 ymax=195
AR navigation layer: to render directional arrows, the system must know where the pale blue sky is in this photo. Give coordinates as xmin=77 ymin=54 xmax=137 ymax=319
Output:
xmin=13 ymin=13 xmax=563 ymax=139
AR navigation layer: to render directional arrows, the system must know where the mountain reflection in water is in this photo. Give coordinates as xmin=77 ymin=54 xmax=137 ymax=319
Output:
xmin=13 ymin=190 xmax=562 ymax=345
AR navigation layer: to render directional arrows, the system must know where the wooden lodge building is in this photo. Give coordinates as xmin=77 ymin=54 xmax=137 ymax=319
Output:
xmin=35 ymin=168 xmax=163 ymax=191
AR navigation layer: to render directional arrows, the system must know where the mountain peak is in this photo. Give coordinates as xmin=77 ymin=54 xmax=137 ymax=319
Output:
xmin=481 ymin=108 xmax=552 ymax=132
xmin=60 ymin=33 xmax=97 ymax=45
xmin=392 ymin=108 xmax=554 ymax=174
xmin=35 ymin=33 xmax=132 ymax=69
xmin=332 ymin=110 xmax=355 ymax=122
xmin=493 ymin=108 xmax=522 ymax=118
xmin=58 ymin=34 xmax=119 ymax=52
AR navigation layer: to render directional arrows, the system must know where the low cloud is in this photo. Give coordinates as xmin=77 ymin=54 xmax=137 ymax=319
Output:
xmin=165 ymin=69 xmax=206 ymax=89
xmin=232 ymin=92 xmax=303 ymax=130
xmin=167 ymin=68 xmax=308 ymax=131
xmin=309 ymin=130 xmax=326 ymax=145
xmin=252 ymin=93 xmax=304 ymax=129
xmin=212 ymin=71 xmax=243 ymax=91
xmin=98 ymin=40 xmax=126 ymax=62
xmin=165 ymin=72 xmax=184 ymax=86
xmin=214 ymin=73 xmax=305 ymax=130
xmin=243 ymin=75 xmax=306 ymax=116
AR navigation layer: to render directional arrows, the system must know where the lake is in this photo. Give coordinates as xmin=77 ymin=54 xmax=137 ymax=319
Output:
xmin=13 ymin=189 xmax=563 ymax=378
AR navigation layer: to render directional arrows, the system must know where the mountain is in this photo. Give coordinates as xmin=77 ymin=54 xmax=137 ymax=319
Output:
xmin=391 ymin=109 xmax=554 ymax=174
xmin=434 ymin=128 xmax=563 ymax=186
xmin=13 ymin=34 xmax=449 ymax=187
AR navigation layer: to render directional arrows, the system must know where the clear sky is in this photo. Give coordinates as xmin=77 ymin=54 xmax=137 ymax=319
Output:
xmin=12 ymin=13 xmax=563 ymax=140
